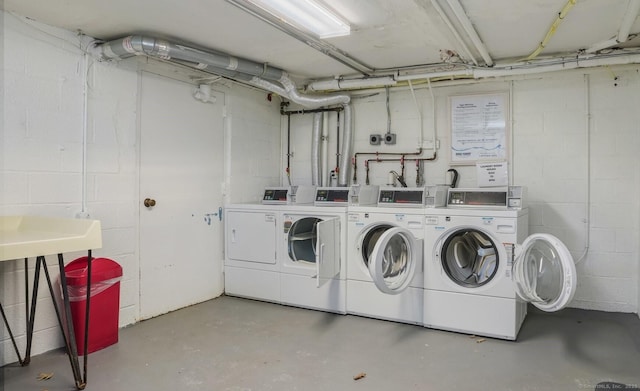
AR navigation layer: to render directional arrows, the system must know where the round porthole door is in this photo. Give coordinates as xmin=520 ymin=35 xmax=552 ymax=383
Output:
xmin=513 ymin=233 xmax=576 ymax=312
xmin=368 ymin=227 xmax=421 ymax=295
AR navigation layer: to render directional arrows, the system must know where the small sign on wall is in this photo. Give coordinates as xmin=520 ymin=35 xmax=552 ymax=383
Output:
xmin=476 ymin=161 xmax=508 ymax=187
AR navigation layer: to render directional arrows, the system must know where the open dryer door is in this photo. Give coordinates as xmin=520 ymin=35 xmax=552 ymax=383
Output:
xmin=513 ymin=233 xmax=577 ymax=312
xmin=316 ymin=217 xmax=340 ymax=288
xmin=368 ymin=227 xmax=421 ymax=295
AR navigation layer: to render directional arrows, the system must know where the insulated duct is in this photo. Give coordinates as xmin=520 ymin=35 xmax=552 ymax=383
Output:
xmin=91 ymin=36 xmax=285 ymax=81
xmin=338 ymin=104 xmax=353 ymax=186
xmin=90 ymin=35 xmax=354 ymax=186
xmin=311 ymin=113 xmax=323 ymax=186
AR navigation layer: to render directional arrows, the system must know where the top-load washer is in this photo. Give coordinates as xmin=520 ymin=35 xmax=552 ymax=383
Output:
xmin=423 ymin=187 xmax=577 ymax=340
xmin=279 ymin=185 xmax=379 ymax=314
xmin=346 ymin=186 xmax=448 ymax=324
xmin=223 ymin=186 xmax=316 ymax=303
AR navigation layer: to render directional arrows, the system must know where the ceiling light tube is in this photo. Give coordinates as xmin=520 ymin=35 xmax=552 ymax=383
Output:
xmin=240 ymin=0 xmax=350 ymax=38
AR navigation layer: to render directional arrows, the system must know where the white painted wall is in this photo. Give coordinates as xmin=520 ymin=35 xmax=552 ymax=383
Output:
xmin=1 ymin=12 xmax=280 ymax=366
xmin=286 ymin=70 xmax=640 ymax=314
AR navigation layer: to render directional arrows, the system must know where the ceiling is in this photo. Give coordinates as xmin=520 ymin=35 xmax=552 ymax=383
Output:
xmin=3 ymin=0 xmax=640 ymax=87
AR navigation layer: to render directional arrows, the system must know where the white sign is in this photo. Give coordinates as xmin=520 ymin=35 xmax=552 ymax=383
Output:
xmin=476 ymin=161 xmax=509 ymax=187
xmin=450 ymin=93 xmax=508 ymax=164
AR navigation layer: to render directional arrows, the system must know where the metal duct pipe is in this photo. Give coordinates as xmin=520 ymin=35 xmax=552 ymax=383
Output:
xmin=311 ymin=113 xmax=323 ymax=186
xmin=91 ymin=35 xmax=285 ymax=81
xmin=338 ymin=104 xmax=353 ymax=186
xmin=92 ymin=36 xmax=352 ymax=107
xmin=91 ymin=35 xmax=354 ymax=185
xmin=240 ymin=74 xmax=353 ymax=184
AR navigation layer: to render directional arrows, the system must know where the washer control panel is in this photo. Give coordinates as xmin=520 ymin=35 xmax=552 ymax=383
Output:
xmin=378 ymin=187 xmax=425 ymax=207
xmin=262 ymin=187 xmax=289 ymax=204
xmin=447 ymin=186 xmax=526 ymax=209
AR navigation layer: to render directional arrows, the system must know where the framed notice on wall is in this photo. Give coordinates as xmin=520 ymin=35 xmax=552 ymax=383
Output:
xmin=449 ymin=92 xmax=509 ymax=164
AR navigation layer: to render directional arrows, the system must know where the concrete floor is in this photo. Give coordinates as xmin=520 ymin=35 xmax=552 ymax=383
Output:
xmin=2 ymin=296 xmax=640 ymax=391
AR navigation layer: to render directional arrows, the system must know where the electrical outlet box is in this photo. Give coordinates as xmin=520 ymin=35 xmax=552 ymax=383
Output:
xmin=370 ymin=134 xmax=382 ymax=145
xmin=384 ymin=133 xmax=396 ymax=145
xmin=76 ymin=211 xmax=91 ymax=219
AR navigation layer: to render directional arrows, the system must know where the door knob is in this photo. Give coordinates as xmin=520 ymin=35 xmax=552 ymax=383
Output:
xmin=144 ymin=198 xmax=156 ymax=208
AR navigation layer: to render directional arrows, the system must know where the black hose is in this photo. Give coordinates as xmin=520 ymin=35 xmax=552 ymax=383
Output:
xmin=447 ymin=168 xmax=459 ymax=188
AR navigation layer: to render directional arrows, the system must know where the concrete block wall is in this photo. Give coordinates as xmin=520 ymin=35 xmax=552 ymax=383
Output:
xmin=225 ymin=89 xmax=282 ymax=203
xmin=2 ymin=14 xmax=92 ymax=365
xmin=512 ymin=70 xmax=640 ymax=312
xmin=1 ymin=12 xmax=281 ymax=366
xmin=1 ymin=13 xmax=140 ymax=366
xmin=285 ymin=70 xmax=639 ymax=313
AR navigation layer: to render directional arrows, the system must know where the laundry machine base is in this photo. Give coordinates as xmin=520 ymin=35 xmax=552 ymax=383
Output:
xmin=281 ymin=274 xmax=346 ymax=314
xmin=346 ymin=280 xmax=423 ymax=324
xmin=423 ymin=289 xmax=527 ymax=340
xmin=224 ymin=266 xmax=280 ymax=304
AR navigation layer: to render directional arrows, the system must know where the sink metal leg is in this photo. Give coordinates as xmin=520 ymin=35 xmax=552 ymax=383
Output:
xmin=1 ymin=251 xmax=93 ymax=390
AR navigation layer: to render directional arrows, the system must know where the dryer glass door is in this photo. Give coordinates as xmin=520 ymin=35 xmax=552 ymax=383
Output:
xmin=513 ymin=233 xmax=577 ymax=312
xmin=368 ymin=227 xmax=420 ymax=295
xmin=316 ymin=217 xmax=340 ymax=287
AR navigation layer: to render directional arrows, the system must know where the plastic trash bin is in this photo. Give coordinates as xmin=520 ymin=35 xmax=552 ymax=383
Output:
xmin=64 ymin=256 xmax=122 ymax=355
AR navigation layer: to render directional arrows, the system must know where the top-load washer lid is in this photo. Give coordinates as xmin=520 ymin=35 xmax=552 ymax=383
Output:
xmin=513 ymin=233 xmax=576 ymax=312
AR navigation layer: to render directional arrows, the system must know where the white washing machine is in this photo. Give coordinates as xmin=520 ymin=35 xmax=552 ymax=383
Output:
xmin=279 ymin=185 xmax=379 ymax=314
xmin=346 ymin=187 xmax=432 ymax=324
xmin=423 ymin=187 xmax=577 ymax=340
xmin=223 ymin=186 xmax=316 ymax=303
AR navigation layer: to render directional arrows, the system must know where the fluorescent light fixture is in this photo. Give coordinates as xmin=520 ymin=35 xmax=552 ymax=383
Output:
xmin=242 ymin=0 xmax=350 ymax=39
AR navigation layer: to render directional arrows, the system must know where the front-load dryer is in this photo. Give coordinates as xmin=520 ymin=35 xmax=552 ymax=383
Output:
xmin=224 ymin=203 xmax=281 ymax=303
xmin=278 ymin=186 xmax=378 ymax=314
xmin=346 ymin=187 xmax=430 ymax=324
xmin=423 ymin=187 xmax=577 ymax=340
xmin=223 ymin=185 xmax=316 ymax=303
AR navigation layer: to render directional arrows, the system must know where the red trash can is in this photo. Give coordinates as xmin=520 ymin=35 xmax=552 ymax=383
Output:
xmin=64 ymin=257 xmax=122 ymax=355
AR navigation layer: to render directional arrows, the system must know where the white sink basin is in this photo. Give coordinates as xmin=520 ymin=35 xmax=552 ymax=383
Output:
xmin=0 ymin=216 xmax=102 ymax=261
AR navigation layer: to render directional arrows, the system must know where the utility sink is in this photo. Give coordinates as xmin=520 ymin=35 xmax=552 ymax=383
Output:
xmin=0 ymin=216 xmax=102 ymax=261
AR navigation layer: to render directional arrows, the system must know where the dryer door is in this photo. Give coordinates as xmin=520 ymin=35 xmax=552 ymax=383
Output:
xmin=513 ymin=233 xmax=577 ymax=312
xmin=316 ymin=217 xmax=340 ymax=287
xmin=368 ymin=227 xmax=421 ymax=295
